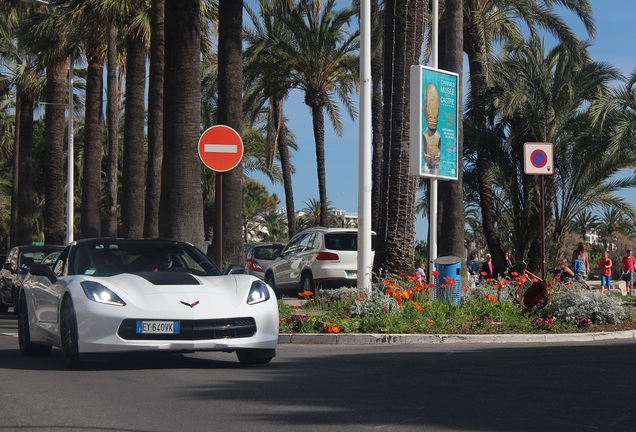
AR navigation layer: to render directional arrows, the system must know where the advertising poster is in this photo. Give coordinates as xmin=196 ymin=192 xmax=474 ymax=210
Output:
xmin=409 ymin=66 xmax=459 ymax=180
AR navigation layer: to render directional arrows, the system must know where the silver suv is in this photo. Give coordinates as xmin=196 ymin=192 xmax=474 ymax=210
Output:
xmin=264 ymin=227 xmax=376 ymax=298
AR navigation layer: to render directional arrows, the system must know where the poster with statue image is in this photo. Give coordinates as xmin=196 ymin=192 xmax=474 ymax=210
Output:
xmin=409 ymin=66 xmax=459 ymax=180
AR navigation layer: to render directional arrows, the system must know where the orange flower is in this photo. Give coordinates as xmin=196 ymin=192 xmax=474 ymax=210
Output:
xmin=297 ymin=290 xmax=314 ymax=298
xmin=485 ymin=293 xmax=498 ymax=303
xmin=431 ymin=270 xmax=439 ymax=277
xmin=411 ymin=301 xmax=424 ymax=311
xmin=331 ymin=324 xmax=341 ymax=333
xmin=511 ymin=271 xmax=519 ymax=277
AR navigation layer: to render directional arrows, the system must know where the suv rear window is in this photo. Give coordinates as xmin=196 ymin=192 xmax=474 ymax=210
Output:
xmin=324 ymin=233 xmax=376 ymax=251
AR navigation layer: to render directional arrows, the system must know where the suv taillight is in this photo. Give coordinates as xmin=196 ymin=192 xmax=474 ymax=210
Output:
xmin=316 ymin=252 xmax=339 ymax=261
xmin=247 ymin=259 xmax=263 ymax=272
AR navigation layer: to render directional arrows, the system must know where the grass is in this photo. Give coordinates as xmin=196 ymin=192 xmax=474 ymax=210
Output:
xmin=277 ymin=273 xmax=636 ymax=335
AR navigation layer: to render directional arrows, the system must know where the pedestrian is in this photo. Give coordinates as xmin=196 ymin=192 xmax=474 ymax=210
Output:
xmin=481 ymin=253 xmax=495 ymax=279
xmin=505 ymin=252 xmax=513 ymax=270
xmin=622 ymin=248 xmax=636 ymax=296
xmin=467 ymin=254 xmax=480 ymax=287
xmin=571 ymin=242 xmax=590 ymax=279
xmin=415 ymin=262 xmax=426 ymax=282
xmin=598 ymin=250 xmax=613 ymax=295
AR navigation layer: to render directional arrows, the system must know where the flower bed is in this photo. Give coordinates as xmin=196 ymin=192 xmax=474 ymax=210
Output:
xmin=278 ymin=272 xmax=636 ymax=334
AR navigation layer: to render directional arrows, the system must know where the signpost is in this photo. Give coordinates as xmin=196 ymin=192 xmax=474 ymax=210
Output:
xmin=198 ymin=125 xmax=244 ymax=172
xmin=523 ymin=142 xmax=554 ymax=279
xmin=198 ymin=125 xmax=244 ymax=268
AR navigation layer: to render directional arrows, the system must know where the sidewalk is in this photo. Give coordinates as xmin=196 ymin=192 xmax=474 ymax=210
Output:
xmin=278 ymin=330 xmax=636 ymax=345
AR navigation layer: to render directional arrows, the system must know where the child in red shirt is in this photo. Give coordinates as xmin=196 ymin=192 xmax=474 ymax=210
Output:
xmin=598 ymin=251 xmax=612 ymax=294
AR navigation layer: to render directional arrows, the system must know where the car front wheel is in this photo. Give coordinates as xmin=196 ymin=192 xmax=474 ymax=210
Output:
xmin=265 ymin=273 xmax=281 ymax=299
xmin=60 ymin=296 xmax=82 ymax=368
xmin=300 ymin=272 xmax=315 ymax=296
xmin=18 ymin=295 xmax=52 ymax=356
xmin=236 ymin=349 xmax=275 ymax=365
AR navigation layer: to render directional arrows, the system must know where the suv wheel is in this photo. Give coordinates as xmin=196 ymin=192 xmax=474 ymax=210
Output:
xmin=265 ymin=273 xmax=282 ymax=299
xmin=300 ymin=272 xmax=315 ymax=296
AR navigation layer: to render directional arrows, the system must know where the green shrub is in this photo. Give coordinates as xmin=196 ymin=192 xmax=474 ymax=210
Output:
xmin=552 ymin=288 xmax=626 ymax=325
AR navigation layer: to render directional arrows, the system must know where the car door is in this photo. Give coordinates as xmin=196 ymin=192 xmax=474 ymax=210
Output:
xmin=31 ymin=247 xmax=69 ymax=337
xmin=271 ymin=233 xmax=308 ymax=288
xmin=0 ymin=248 xmax=17 ymax=308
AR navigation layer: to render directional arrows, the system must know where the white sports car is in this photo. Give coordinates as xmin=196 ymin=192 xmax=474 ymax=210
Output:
xmin=17 ymin=238 xmax=279 ymax=368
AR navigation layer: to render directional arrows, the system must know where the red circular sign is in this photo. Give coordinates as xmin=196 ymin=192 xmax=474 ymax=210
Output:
xmin=198 ymin=125 xmax=244 ymax=172
xmin=529 ymin=149 xmax=548 ymax=168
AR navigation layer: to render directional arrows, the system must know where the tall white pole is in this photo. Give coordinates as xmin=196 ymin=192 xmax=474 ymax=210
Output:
xmin=428 ymin=0 xmax=439 ymax=282
xmin=66 ymin=56 xmax=74 ymax=244
xmin=357 ymin=0 xmax=372 ymax=291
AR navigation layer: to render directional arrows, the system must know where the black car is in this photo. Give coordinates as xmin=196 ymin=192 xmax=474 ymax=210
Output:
xmin=0 ymin=245 xmax=64 ymax=313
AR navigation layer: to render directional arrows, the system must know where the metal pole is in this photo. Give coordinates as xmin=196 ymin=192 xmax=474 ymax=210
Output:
xmin=541 ymin=175 xmax=545 ymax=280
xmin=357 ymin=0 xmax=372 ymax=292
xmin=428 ymin=0 xmax=439 ymax=283
xmin=216 ymin=172 xmax=223 ymax=269
xmin=66 ymin=56 xmax=74 ymax=244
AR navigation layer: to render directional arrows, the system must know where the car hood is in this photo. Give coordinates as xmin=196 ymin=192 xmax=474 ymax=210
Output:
xmin=75 ymin=273 xmax=264 ymax=314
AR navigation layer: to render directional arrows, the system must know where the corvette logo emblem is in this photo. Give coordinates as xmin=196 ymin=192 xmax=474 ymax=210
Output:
xmin=180 ymin=300 xmax=200 ymax=308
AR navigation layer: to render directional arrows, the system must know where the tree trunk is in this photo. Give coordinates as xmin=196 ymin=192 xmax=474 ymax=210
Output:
xmin=272 ymin=97 xmax=296 ymax=238
xmin=43 ymin=60 xmax=67 ymax=245
xmin=307 ymin=101 xmax=329 ymax=227
xmin=17 ymin=91 xmax=34 ymax=245
xmin=160 ymin=0 xmax=204 ymax=247
xmin=370 ymin=0 xmax=384 ymax=233
xmin=437 ymin=0 xmax=464 ymax=261
xmin=145 ymin=0 xmax=165 ymax=239
xmin=121 ymin=35 xmax=147 ymax=238
xmin=465 ymin=30 xmax=505 ymax=274
xmin=374 ymin=0 xmax=425 ymax=276
xmin=105 ymin=22 xmax=120 ymax=238
xmin=81 ymin=42 xmax=105 ymax=239
xmin=216 ymin=0 xmax=244 ymax=267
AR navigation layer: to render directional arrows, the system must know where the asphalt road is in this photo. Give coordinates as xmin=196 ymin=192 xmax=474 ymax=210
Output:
xmin=2 ymin=313 xmax=636 ymax=432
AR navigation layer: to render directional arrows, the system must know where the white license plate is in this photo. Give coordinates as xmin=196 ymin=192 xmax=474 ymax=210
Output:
xmin=136 ymin=320 xmax=180 ymax=334
xmin=345 ymin=270 xmax=357 ymax=277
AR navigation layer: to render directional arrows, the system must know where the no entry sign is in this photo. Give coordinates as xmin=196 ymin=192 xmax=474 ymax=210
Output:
xmin=523 ymin=142 xmax=553 ymax=175
xmin=198 ymin=125 xmax=244 ymax=172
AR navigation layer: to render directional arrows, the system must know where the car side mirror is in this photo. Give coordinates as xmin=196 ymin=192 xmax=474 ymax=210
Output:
xmin=223 ymin=264 xmax=245 ymax=275
xmin=28 ymin=263 xmax=58 ymax=284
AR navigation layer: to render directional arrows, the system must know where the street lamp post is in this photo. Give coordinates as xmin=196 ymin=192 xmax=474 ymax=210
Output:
xmin=21 ymin=0 xmax=73 ymax=244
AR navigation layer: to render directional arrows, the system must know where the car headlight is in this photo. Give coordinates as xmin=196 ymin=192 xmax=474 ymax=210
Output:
xmin=80 ymin=281 xmax=126 ymax=306
xmin=247 ymin=280 xmax=270 ymax=305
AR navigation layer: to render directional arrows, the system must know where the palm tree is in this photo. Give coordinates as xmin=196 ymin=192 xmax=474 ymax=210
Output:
xmin=18 ymin=5 xmax=69 ymax=245
xmin=490 ymin=37 xmax=636 ymax=267
xmin=273 ymin=0 xmax=359 ymax=226
xmin=159 ymin=0 xmax=204 ymax=246
xmin=374 ymin=0 xmax=425 ymax=276
xmin=572 ymin=209 xmax=599 ymax=240
xmin=244 ymin=0 xmax=298 ymax=238
xmin=144 ymin=0 xmax=164 ymax=238
xmin=437 ymin=0 xmax=464 ymax=260
xmin=462 ymin=0 xmax=595 ymax=273
xmin=215 ymin=0 xmax=244 ymax=267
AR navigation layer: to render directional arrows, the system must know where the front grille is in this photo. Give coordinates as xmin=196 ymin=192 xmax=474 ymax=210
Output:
xmin=117 ymin=317 xmax=256 ymax=340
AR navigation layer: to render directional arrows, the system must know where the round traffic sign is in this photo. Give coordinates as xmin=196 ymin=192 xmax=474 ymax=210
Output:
xmin=198 ymin=125 xmax=244 ymax=172
xmin=529 ymin=149 xmax=548 ymax=169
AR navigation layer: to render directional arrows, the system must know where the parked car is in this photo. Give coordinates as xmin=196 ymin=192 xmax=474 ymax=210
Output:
xmin=264 ymin=227 xmax=376 ymax=298
xmin=40 ymin=251 xmax=62 ymax=267
xmin=17 ymin=238 xmax=278 ymax=368
xmin=1 ymin=244 xmax=65 ymax=313
xmin=245 ymin=242 xmax=285 ymax=280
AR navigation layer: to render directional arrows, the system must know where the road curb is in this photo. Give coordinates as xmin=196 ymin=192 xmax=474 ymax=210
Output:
xmin=278 ymin=330 xmax=636 ymax=345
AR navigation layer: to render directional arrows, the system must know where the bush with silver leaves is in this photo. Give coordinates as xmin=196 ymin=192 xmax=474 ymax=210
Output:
xmin=552 ymin=288 xmax=625 ymax=325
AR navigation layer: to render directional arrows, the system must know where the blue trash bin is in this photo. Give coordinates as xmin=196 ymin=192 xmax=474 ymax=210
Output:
xmin=434 ymin=256 xmax=462 ymax=305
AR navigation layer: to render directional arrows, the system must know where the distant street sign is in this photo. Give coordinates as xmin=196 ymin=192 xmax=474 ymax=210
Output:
xmin=198 ymin=125 xmax=244 ymax=172
xmin=524 ymin=142 xmax=554 ymax=175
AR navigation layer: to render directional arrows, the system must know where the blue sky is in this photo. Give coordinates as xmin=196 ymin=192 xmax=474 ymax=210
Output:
xmin=250 ymin=0 xmax=636 ymax=241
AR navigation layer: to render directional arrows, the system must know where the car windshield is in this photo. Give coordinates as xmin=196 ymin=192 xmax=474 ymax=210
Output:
xmin=19 ymin=248 xmax=62 ymax=270
xmin=252 ymin=245 xmax=284 ymax=260
xmin=68 ymin=239 xmax=222 ymax=277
